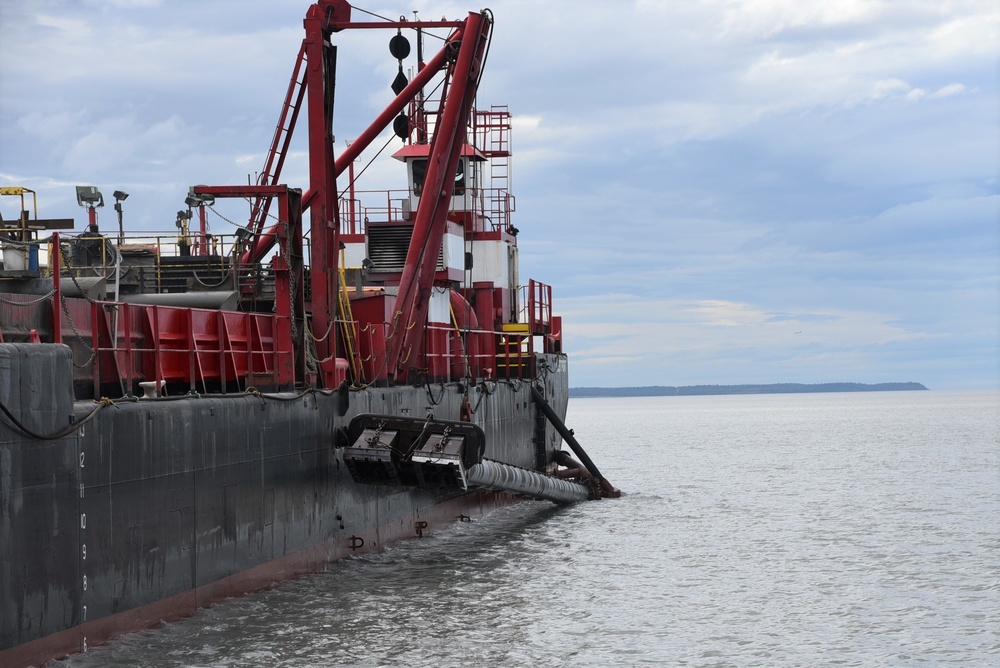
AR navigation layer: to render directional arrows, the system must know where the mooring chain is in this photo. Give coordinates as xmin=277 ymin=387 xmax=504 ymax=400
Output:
xmin=366 ymin=420 xmax=387 ymax=449
xmin=206 ymin=203 xmax=253 ymax=234
xmin=435 ymin=425 xmax=452 ymax=453
xmin=272 ymin=228 xmax=299 ymax=344
xmin=57 ymin=242 xmax=101 ymax=305
xmin=241 ymin=196 xmax=286 ymax=227
xmin=0 ymin=290 xmax=54 ymax=306
xmin=59 ymin=294 xmax=98 ymax=368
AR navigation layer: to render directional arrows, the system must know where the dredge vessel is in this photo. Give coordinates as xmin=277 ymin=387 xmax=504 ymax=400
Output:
xmin=0 ymin=2 xmax=617 ymax=665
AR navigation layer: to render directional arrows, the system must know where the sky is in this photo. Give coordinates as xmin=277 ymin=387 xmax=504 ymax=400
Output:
xmin=1 ymin=0 xmax=997 ymax=390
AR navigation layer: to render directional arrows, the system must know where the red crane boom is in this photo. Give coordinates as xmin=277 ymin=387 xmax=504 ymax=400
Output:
xmin=239 ymin=0 xmax=492 ymax=384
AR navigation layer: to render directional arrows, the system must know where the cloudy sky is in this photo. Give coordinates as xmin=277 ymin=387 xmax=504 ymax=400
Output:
xmin=1 ymin=0 xmax=997 ymax=390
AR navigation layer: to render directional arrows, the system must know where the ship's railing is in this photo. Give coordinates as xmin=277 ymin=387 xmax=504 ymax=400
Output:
xmin=337 ymin=190 xmax=408 ymax=235
xmin=0 ymin=233 xmax=296 ymax=399
xmin=7 ymin=230 xmax=273 ymax=297
xmin=2 ymin=235 xmax=556 ymax=392
xmin=520 ymin=279 xmax=552 ymax=332
xmin=333 ymin=276 xmax=559 ymax=386
xmin=412 ymin=104 xmax=512 ymax=162
xmin=347 ymin=319 xmax=535 ymax=384
xmin=338 ymin=186 xmax=514 ymax=234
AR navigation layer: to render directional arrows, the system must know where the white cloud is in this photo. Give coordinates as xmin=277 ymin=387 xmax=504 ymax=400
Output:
xmin=707 ymin=0 xmax=883 ymax=39
xmin=33 ymin=14 xmax=92 ymax=34
xmin=930 ymin=82 xmax=967 ymax=98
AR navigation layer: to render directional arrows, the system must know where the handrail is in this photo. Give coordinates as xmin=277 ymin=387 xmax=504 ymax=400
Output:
xmin=338 ymin=185 xmax=513 ymax=233
xmin=4 ymin=234 xmax=556 ymax=394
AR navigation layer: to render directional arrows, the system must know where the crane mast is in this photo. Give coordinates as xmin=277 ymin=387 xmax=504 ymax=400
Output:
xmin=240 ymin=0 xmax=492 ymax=385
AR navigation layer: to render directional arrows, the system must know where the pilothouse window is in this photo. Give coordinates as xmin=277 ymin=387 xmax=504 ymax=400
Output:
xmin=410 ymin=158 xmax=466 ymax=197
xmin=454 ymin=159 xmax=465 ymax=196
xmin=412 ymin=159 xmax=427 ymax=196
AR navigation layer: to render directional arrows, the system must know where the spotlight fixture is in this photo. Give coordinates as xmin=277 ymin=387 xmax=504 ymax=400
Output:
xmin=187 ymin=186 xmax=215 ymax=208
xmin=75 ymin=186 xmax=104 ymax=208
xmin=112 ymin=190 xmax=129 ymax=244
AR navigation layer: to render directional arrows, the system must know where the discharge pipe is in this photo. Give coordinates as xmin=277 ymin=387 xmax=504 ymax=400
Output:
xmin=531 ymin=386 xmax=621 ymax=498
xmin=467 ymin=460 xmax=591 ymax=503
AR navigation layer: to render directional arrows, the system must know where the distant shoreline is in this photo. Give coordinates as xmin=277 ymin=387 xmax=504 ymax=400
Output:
xmin=569 ymin=382 xmax=929 ymax=398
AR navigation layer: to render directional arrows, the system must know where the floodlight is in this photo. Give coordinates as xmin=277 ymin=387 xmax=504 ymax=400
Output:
xmin=113 ymin=191 xmax=128 ymax=244
xmin=76 ymin=186 xmax=105 ymax=207
xmin=187 ymin=186 xmax=214 ymax=207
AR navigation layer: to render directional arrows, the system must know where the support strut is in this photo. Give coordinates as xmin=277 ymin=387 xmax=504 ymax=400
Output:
xmin=531 ymin=386 xmax=621 ymax=498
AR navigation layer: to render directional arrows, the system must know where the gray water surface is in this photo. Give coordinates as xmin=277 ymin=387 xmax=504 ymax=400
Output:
xmin=53 ymin=390 xmax=1000 ymax=667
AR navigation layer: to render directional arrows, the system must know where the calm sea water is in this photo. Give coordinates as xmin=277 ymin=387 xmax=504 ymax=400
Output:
xmin=53 ymin=390 xmax=999 ymax=667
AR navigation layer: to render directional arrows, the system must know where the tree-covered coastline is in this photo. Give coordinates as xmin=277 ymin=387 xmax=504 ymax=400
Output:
xmin=569 ymin=382 xmax=928 ymax=398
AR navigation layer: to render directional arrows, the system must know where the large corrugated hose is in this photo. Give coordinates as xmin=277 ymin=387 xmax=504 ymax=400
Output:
xmin=467 ymin=460 xmax=591 ymax=503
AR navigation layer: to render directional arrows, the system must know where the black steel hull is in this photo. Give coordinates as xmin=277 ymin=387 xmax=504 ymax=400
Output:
xmin=0 ymin=343 xmax=569 ymax=666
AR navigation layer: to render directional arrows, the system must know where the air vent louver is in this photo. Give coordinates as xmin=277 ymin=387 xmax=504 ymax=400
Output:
xmin=367 ymin=225 xmax=445 ymax=273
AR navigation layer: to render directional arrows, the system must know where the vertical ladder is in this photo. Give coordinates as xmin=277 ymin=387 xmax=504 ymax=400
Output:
xmin=248 ymin=43 xmax=309 ymax=237
xmin=475 ymin=106 xmax=512 ymax=230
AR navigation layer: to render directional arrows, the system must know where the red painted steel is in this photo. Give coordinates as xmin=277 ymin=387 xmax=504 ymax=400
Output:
xmin=387 ymin=11 xmax=492 ymax=381
xmin=239 ymin=21 xmax=459 ymax=268
xmin=548 ymin=315 xmax=563 ymax=353
xmin=527 ymin=279 xmax=552 ymax=333
xmin=139 ymin=306 xmax=291 ymax=389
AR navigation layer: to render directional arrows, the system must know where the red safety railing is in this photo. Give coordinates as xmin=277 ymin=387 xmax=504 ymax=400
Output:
xmin=338 ymin=187 xmax=513 ymax=233
xmin=9 ymin=234 xmax=556 ymax=394
xmin=347 ymin=318 xmax=536 ymax=385
xmin=524 ymin=279 xmax=552 ymax=333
